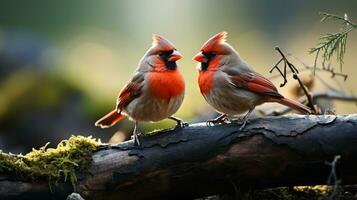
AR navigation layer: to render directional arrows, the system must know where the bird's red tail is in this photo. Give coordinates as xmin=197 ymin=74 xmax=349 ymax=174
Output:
xmin=95 ymin=110 xmax=126 ymax=128
xmin=274 ymin=97 xmax=311 ymax=114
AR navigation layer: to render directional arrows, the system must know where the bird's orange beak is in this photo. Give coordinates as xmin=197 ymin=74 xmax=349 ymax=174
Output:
xmin=168 ymin=50 xmax=183 ymax=62
xmin=192 ymin=52 xmax=207 ymax=63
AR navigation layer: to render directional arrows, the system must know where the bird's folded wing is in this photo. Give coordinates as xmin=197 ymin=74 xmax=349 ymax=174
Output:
xmin=229 ymin=72 xmax=283 ymax=98
xmin=116 ymin=73 xmax=144 ymax=111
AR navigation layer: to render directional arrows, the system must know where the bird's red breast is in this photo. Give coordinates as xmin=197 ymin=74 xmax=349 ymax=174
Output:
xmin=198 ymin=71 xmax=214 ymax=95
xmin=148 ymin=70 xmax=185 ymax=100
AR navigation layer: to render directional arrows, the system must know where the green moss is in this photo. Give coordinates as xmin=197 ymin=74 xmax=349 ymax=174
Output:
xmin=0 ymin=135 xmax=101 ymax=190
xmin=294 ymin=185 xmax=331 ymax=195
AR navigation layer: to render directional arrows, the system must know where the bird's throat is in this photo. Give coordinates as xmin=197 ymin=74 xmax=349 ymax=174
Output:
xmin=165 ymin=61 xmax=177 ymax=70
xmin=200 ymin=62 xmax=209 ymax=71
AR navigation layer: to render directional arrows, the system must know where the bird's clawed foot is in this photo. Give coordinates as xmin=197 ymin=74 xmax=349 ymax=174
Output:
xmin=206 ymin=114 xmax=229 ymax=126
xmin=237 ymin=108 xmax=254 ymax=131
xmin=132 ymin=121 xmax=142 ymax=147
xmin=238 ymin=119 xmax=248 ymax=130
xmin=230 ymin=117 xmax=248 ymax=130
xmin=169 ymin=116 xmax=189 ymax=128
xmin=131 ymin=131 xmax=142 ymax=147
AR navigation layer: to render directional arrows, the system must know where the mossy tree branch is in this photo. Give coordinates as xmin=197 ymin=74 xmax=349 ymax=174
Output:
xmin=1 ymin=115 xmax=357 ymax=200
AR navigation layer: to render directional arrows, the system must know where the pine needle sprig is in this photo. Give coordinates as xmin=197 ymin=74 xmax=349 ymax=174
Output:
xmin=310 ymin=12 xmax=356 ymax=74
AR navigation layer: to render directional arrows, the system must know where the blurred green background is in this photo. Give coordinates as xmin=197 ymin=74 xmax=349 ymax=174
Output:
xmin=0 ymin=0 xmax=356 ymax=153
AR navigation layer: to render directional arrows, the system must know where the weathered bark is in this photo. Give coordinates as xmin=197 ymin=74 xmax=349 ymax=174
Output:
xmin=1 ymin=115 xmax=357 ymax=200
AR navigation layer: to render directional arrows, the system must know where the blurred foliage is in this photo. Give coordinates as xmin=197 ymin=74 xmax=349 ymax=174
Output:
xmin=0 ymin=135 xmax=100 ymax=190
xmin=0 ymin=70 xmax=108 ymax=153
xmin=0 ymin=71 xmax=81 ymax=122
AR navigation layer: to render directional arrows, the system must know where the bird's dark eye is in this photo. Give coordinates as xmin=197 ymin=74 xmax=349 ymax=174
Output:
xmin=202 ymin=52 xmax=216 ymax=60
xmin=159 ymin=50 xmax=174 ymax=59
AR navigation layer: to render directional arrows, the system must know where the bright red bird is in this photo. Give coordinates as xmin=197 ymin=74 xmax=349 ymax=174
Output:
xmin=95 ymin=34 xmax=185 ymax=146
xmin=193 ymin=32 xmax=310 ymax=129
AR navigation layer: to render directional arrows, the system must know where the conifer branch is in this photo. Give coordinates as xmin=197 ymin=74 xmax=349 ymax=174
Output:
xmin=310 ymin=12 xmax=356 ymax=73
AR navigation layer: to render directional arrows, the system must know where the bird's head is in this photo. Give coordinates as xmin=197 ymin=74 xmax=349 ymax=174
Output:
xmin=142 ymin=34 xmax=182 ymax=72
xmin=193 ymin=32 xmax=238 ymax=71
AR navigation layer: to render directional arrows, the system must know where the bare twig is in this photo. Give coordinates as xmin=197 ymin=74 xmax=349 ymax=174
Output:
xmin=325 ymin=155 xmax=342 ymax=199
xmin=268 ymin=63 xmax=348 ymax=82
xmin=269 ymin=57 xmax=287 ymax=87
xmin=326 ymin=155 xmax=341 ymax=185
xmin=267 ymin=48 xmax=349 ymax=107
xmin=321 ymin=64 xmax=348 ymax=81
xmin=282 ymin=49 xmax=348 ymax=81
xmin=319 ymin=12 xmax=356 ymax=27
xmin=270 ymin=47 xmax=316 ymax=113
xmin=279 ymin=49 xmax=349 ymax=98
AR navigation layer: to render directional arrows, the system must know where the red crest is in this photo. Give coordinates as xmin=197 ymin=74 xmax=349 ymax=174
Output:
xmin=201 ymin=32 xmax=227 ymax=53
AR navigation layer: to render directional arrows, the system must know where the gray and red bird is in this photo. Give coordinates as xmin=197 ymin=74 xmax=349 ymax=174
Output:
xmin=95 ymin=35 xmax=185 ymax=146
xmin=193 ymin=32 xmax=310 ymax=128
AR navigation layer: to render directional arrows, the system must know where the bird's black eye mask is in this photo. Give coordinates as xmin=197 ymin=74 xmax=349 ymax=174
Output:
xmin=200 ymin=52 xmax=216 ymax=71
xmin=159 ymin=50 xmax=177 ymax=70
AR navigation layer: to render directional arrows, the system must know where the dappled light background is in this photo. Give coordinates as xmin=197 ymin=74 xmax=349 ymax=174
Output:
xmin=0 ymin=0 xmax=356 ymax=153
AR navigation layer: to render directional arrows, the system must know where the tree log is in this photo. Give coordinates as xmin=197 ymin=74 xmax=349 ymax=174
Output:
xmin=1 ymin=115 xmax=357 ymax=200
